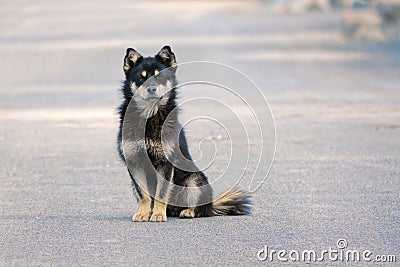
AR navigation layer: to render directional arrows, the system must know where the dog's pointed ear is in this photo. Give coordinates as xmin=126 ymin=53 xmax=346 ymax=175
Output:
xmin=124 ymin=48 xmax=143 ymax=74
xmin=156 ymin=45 xmax=177 ymax=68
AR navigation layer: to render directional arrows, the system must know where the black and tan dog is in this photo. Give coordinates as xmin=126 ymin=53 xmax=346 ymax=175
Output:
xmin=117 ymin=46 xmax=251 ymax=222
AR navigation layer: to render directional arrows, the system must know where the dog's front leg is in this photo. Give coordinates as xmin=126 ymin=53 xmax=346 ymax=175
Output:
xmin=132 ymin=192 xmax=152 ymax=222
xmin=123 ymin=140 xmax=152 ymax=222
xmin=150 ymin=163 xmax=174 ymax=222
xmin=129 ymin=169 xmax=152 ymax=222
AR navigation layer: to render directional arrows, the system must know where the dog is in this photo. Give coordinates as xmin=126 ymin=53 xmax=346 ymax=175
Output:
xmin=117 ymin=45 xmax=251 ymax=222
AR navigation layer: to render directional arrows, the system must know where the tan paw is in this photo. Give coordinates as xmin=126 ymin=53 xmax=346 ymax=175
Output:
xmin=179 ymin=209 xmax=195 ymax=219
xmin=132 ymin=212 xmax=150 ymax=222
xmin=150 ymin=212 xmax=167 ymax=222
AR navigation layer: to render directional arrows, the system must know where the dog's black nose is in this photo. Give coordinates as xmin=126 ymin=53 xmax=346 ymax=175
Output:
xmin=147 ymin=86 xmax=157 ymax=94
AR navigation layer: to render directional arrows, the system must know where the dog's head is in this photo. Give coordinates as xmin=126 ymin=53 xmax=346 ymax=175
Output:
xmin=123 ymin=46 xmax=177 ymax=103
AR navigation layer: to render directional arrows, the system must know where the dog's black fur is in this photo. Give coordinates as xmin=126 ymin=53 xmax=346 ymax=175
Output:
xmin=117 ymin=46 xmax=251 ymax=222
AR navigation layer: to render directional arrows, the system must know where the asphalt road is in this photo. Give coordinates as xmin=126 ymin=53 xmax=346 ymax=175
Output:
xmin=0 ymin=1 xmax=399 ymax=266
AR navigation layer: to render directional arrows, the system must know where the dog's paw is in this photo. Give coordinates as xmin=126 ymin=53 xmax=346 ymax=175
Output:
xmin=179 ymin=209 xmax=195 ymax=219
xmin=132 ymin=212 xmax=150 ymax=222
xmin=150 ymin=212 xmax=167 ymax=222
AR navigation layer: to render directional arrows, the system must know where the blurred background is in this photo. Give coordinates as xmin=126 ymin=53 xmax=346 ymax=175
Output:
xmin=1 ymin=0 xmax=399 ymax=112
xmin=0 ymin=0 xmax=399 ymax=265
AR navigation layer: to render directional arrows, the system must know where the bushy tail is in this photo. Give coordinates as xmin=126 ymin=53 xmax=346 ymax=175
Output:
xmin=212 ymin=187 xmax=251 ymax=216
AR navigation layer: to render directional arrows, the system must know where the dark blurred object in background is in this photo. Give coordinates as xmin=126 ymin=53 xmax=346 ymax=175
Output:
xmin=266 ymin=0 xmax=400 ymax=41
xmin=341 ymin=0 xmax=400 ymax=41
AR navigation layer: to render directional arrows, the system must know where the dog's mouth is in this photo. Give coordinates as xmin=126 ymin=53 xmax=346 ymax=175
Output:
xmin=143 ymin=89 xmax=169 ymax=101
xmin=143 ymin=94 xmax=164 ymax=100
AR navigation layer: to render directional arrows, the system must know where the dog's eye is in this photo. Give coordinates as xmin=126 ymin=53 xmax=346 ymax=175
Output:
xmin=154 ymin=70 xmax=160 ymax=76
xmin=141 ymin=71 xmax=147 ymax=78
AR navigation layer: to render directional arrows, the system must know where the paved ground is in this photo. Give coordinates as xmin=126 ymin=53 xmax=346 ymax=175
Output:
xmin=0 ymin=1 xmax=399 ymax=266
